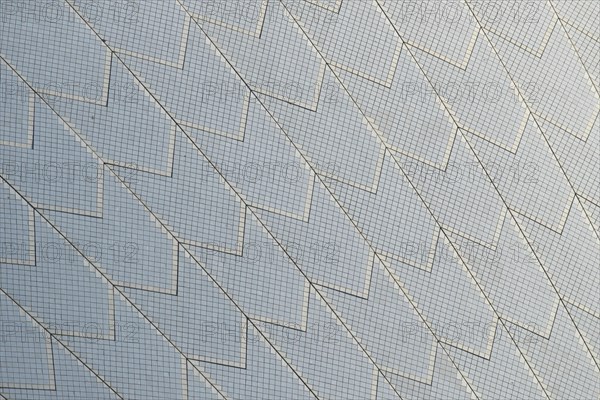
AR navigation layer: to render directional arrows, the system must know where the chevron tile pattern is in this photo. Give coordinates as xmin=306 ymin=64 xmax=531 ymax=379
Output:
xmin=1 ymin=1 xmax=599 ymax=399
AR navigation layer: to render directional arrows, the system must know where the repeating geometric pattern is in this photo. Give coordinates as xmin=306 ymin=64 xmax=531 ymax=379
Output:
xmin=1 ymin=1 xmax=599 ymax=399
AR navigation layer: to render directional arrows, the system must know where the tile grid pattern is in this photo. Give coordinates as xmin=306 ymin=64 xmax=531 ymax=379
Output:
xmin=1 ymin=0 xmax=599 ymax=399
